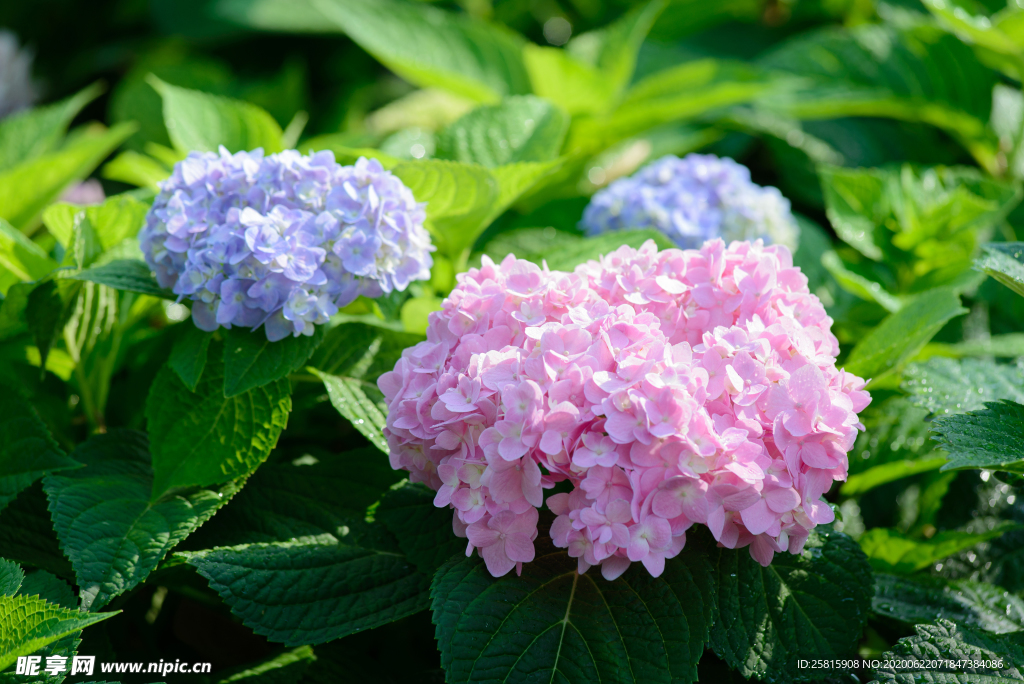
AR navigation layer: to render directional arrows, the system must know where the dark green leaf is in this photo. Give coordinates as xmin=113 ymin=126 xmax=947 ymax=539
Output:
xmin=25 ymin=281 xmax=64 ymax=372
xmin=859 ymin=523 xmax=1021 ymax=574
xmin=146 ymin=342 xmax=292 ymax=500
xmin=844 ymin=287 xmax=967 ymax=382
xmin=873 ymin=573 xmax=1024 ymax=634
xmin=44 ymin=430 xmax=240 ymax=611
xmin=436 ymin=96 xmax=568 ymax=168
xmin=0 ymin=484 xmax=74 ymax=579
xmin=187 ymin=538 xmax=429 ymax=646
xmin=310 ymin=370 xmax=387 ymax=453
xmin=904 ymin=357 xmax=1024 ymax=417
xmin=872 ymin=619 xmax=1024 ymax=683
xmin=0 ymin=560 xmax=22 ymax=597
xmin=223 ymin=325 xmax=324 ymax=397
xmin=148 ymin=76 xmax=283 ymax=155
xmin=185 ymin=449 xmax=400 ymax=548
xmin=68 ymin=259 xmax=171 ymax=299
xmin=377 ymin=482 xmax=463 ymax=577
xmin=308 ymin=322 xmax=423 ymax=383
xmin=932 ymin=400 xmax=1024 ymax=473
xmin=0 ymin=389 xmax=78 ymax=514
xmin=215 ymin=645 xmax=316 ymax=684
xmin=220 ymin=0 xmax=531 ymax=102
xmin=709 ymin=527 xmax=873 ymax=683
xmin=431 ymin=533 xmax=715 ymax=684
xmin=168 ymin=324 xmax=211 ymax=392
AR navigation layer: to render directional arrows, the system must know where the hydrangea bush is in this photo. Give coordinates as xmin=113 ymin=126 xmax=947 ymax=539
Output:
xmin=140 ymin=148 xmax=433 ymax=340
xmin=381 ymin=239 xmax=869 ymax=578
xmin=582 ymin=154 xmax=800 ymax=250
xmin=4 ymin=1 xmax=1024 ymax=683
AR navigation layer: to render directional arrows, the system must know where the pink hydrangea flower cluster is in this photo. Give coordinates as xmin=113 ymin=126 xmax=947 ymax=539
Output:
xmin=378 ymin=239 xmax=870 ymax=579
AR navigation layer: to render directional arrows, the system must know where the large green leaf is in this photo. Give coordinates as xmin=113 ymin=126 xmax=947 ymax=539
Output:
xmin=431 ymin=533 xmax=715 ymax=684
xmin=843 ymin=287 xmax=967 ymax=382
xmin=873 ymin=573 xmax=1024 ymax=634
xmin=145 ymin=342 xmax=292 ymax=500
xmin=0 ymin=390 xmax=79 ymax=515
xmin=220 ymin=0 xmax=530 ymax=103
xmin=435 ymin=96 xmax=568 ymax=168
xmin=568 ymin=60 xmax=773 ymax=152
xmin=872 ymin=619 xmax=1024 ymax=683
xmin=759 ymin=22 xmax=1001 ymax=169
xmin=43 ymin=430 xmax=239 ymax=611
xmin=0 ymin=560 xmax=22 ymax=597
xmin=977 ymin=242 xmax=1024 ymax=298
xmin=859 ymin=523 xmax=1020 ymax=574
xmin=309 ymin=370 xmax=388 ymax=454
xmin=392 ymin=159 xmax=498 ymax=259
xmin=168 ymin=323 xmax=211 ymax=392
xmin=0 ymin=569 xmax=83 ymax=684
xmin=148 ymin=76 xmax=283 ymax=155
xmin=67 ymin=260 xmax=170 ymax=299
xmin=184 ymin=449 xmax=400 ymax=549
xmin=0 ymin=593 xmax=115 ymax=671
xmin=0 ymin=484 xmax=74 ymax=579
xmin=932 ymin=400 xmax=1024 ymax=473
xmin=187 ymin=537 xmax=429 ymax=646
xmin=42 ymin=195 xmax=150 ymax=251
xmin=904 ymin=357 xmax=1024 ymax=416
xmin=308 ymin=321 xmax=423 ymax=383
xmin=709 ymin=527 xmax=873 ymax=683
xmin=0 ymin=84 xmax=102 ymax=173
xmin=0 ymin=123 xmax=135 ymax=230
xmin=223 ymin=325 xmax=325 ymax=397
xmin=0 ymin=219 xmax=57 ymax=296
xmin=376 ymin=482 xmax=463 ymax=577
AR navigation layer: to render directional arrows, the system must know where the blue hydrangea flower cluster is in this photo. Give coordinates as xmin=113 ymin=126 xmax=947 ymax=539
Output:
xmin=581 ymin=154 xmax=799 ymax=250
xmin=140 ymin=147 xmax=434 ymax=341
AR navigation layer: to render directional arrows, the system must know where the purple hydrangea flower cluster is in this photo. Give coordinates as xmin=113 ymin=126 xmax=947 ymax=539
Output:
xmin=582 ymin=154 xmax=799 ymax=250
xmin=140 ymin=147 xmax=434 ymax=341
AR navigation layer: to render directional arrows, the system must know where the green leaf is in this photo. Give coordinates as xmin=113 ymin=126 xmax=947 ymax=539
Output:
xmin=819 ymin=166 xmax=887 ymax=261
xmin=25 ymin=281 xmax=64 ymax=372
xmin=0 ymin=560 xmax=23 ymax=597
xmin=843 ymin=287 xmax=967 ymax=382
xmin=873 ymin=573 xmax=1024 ymax=634
xmin=187 ymin=538 xmax=429 ymax=646
xmin=376 ymin=482 xmax=463 ymax=577
xmin=168 ymin=324 xmax=211 ymax=392
xmin=391 ymin=159 xmax=498 ymax=260
xmin=480 ymin=226 xmax=586 ymax=266
xmin=842 ymin=456 xmax=947 ymax=497
xmin=0 ymin=390 xmax=79 ymax=515
xmin=541 ymin=230 xmax=675 ymax=272
xmin=216 ymin=645 xmax=316 ymax=684
xmin=219 ymin=0 xmax=530 ymax=103
xmin=67 ymin=260 xmax=170 ymax=299
xmin=567 ymin=60 xmax=774 ymax=152
xmin=223 ymin=325 xmax=324 ymax=397
xmin=859 ymin=523 xmax=1021 ymax=574
xmin=932 ymin=400 xmax=1024 ymax=473
xmin=18 ymin=571 xmax=76 ymax=610
xmin=148 ymin=76 xmax=283 ymax=155
xmin=184 ymin=449 xmax=400 ymax=549
xmin=872 ymin=619 xmax=1024 ymax=683
xmin=0 ymin=219 xmax=57 ymax=295
xmin=919 ymin=333 xmax=1024 ymax=360
xmin=43 ymin=430 xmax=240 ymax=611
xmin=309 ymin=370 xmax=387 ymax=454
xmin=0 ymin=84 xmax=103 ymax=172
xmin=760 ymin=23 xmax=1001 ymax=169
xmin=922 ymin=0 xmax=1024 ymax=61
xmin=0 ymin=484 xmax=74 ymax=579
xmin=820 ymin=251 xmax=904 ymax=313
xmin=42 ymin=195 xmax=150 ymax=251
xmin=431 ymin=532 xmax=715 ymax=684
xmin=308 ymin=322 xmax=423 ymax=383
xmin=435 ymin=96 xmax=568 ymax=168
xmin=522 ymin=47 xmax=613 ymax=117
xmin=709 ymin=527 xmax=873 ymax=683
xmin=102 ymin=150 xmax=170 ymax=190
xmin=977 ymin=242 xmax=1024 ymax=298
xmin=0 ymin=593 xmax=115 ymax=671
xmin=146 ymin=342 xmax=292 ymax=500
xmin=904 ymin=357 xmax=1024 ymax=417
xmin=0 ymin=123 xmax=136 ymax=231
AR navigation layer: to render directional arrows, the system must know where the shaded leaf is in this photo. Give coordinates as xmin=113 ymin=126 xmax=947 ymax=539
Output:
xmin=68 ymin=259 xmax=170 ymax=299
xmin=0 ymin=560 xmax=23 ymax=597
xmin=932 ymin=400 xmax=1024 ymax=473
xmin=873 ymin=573 xmax=1024 ymax=634
xmin=377 ymin=482 xmax=463 ymax=577
xmin=168 ymin=323 xmax=211 ymax=392
xmin=223 ymin=325 xmax=324 ymax=397
xmin=308 ymin=322 xmax=423 ymax=383
xmin=904 ymin=357 xmax=1024 ymax=416
xmin=310 ymin=370 xmax=388 ymax=453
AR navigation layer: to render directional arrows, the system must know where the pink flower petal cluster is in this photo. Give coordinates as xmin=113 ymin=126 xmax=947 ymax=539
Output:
xmin=378 ymin=239 xmax=870 ymax=579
